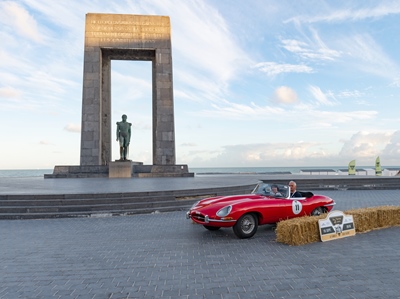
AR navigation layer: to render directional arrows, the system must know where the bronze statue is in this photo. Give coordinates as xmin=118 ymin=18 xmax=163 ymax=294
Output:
xmin=116 ymin=114 xmax=132 ymax=161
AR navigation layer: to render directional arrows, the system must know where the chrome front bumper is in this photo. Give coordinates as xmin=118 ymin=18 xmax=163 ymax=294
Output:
xmin=186 ymin=211 xmax=235 ymax=224
xmin=186 ymin=211 xmax=209 ymax=223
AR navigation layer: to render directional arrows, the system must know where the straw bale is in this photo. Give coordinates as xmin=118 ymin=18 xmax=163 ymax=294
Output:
xmin=377 ymin=206 xmax=400 ymax=227
xmin=345 ymin=206 xmax=400 ymax=233
xmin=276 ymin=214 xmax=325 ymax=246
xmin=275 ymin=206 xmax=400 ymax=246
xmin=345 ymin=207 xmax=378 ymax=233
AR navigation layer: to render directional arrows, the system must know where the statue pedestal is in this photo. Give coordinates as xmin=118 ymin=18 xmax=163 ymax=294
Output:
xmin=109 ymin=161 xmax=135 ymax=178
xmin=44 ymin=162 xmax=194 ymax=178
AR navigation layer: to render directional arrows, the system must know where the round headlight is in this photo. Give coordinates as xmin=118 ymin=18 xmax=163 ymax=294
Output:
xmin=216 ymin=205 xmax=232 ymax=217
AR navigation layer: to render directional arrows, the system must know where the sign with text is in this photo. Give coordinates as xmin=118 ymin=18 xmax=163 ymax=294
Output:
xmin=318 ymin=210 xmax=356 ymax=242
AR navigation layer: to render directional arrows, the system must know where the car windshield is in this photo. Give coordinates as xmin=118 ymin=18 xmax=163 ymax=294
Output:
xmin=251 ymin=182 xmax=289 ymax=198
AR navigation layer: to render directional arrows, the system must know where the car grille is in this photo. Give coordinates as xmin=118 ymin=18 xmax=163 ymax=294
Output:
xmin=192 ymin=214 xmax=206 ymax=222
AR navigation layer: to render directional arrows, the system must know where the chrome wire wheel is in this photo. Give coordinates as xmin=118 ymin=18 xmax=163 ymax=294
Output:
xmin=241 ymin=215 xmax=256 ymax=233
xmin=233 ymin=213 xmax=258 ymax=239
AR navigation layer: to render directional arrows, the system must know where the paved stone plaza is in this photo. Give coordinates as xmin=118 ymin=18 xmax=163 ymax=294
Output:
xmin=1 ymin=189 xmax=400 ymax=298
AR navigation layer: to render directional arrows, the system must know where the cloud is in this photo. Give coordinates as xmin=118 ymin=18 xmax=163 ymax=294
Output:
xmin=101 ymin=0 xmax=252 ymax=104
xmin=338 ymin=34 xmax=399 ymax=80
xmin=281 ymin=38 xmax=341 ymax=61
xmin=174 ymin=71 xmax=228 ymax=103
xmin=196 ymin=88 xmax=376 ymax=126
xmin=287 ymin=2 xmax=400 ymax=24
xmin=283 ymin=8 xmax=399 ymax=81
xmin=272 ymin=86 xmax=298 ymax=104
xmin=64 ymin=124 xmax=81 ymax=133
xmin=389 ymin=78 xmax=400 ymax=87
xmin=112 ymin=67 xmax=152 ymax=104
xmin=132 ymin=123 xmax=152 ymax=130
xmin=254 ymin=62 xmax=313 ymax=77
xmin=0 ymin=1 xmax=43 ymax=43
xmin=139 ymin=0 xmax=252 ymax=98
xmin=200 ymin=106 xmax=377 ymax=133
xmin=337 ymin=90 xmax=364 ymax=98
xmin=308 ymin=85 xmax=337 ymax=106
xmin=0 ymin=87 xmax=21 ymax=99
xmin=200 ymin=100 xmax=284 ymax=119
xmin=339 ymin=131 xmax=392 ymax=159
xmin=15 ymin=0 xmax=89 ymax=32
xmin=382 ymin=130 xmax=400 ymax=159
xmin=183 ymin=130 xmax=400 ymax=168
xmin=311 ymin=110 xmax=377 ymax=127
xmin=184 ymin=142 xmax=333 ymax=167
xmin=0 ymin=48 xmax=35 ymax=72
xmin=181 ymin=143 xmax=197 ymax=147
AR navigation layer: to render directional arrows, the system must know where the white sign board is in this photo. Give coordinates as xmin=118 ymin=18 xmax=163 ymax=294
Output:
xmin=318 ymin=210 xmax=356 ymax=242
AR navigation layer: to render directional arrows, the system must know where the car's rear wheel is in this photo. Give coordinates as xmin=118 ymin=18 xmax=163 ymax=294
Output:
xmin=233 ymin=213 xmax=258 ymax=239
xmin=311 ymin=207 xmax=325 ymax=216
xmin=203 ymin=225 xmax=221 ymax=231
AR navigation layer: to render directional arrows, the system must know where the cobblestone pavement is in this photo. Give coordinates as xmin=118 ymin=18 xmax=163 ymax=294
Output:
xmin=1 ymin=190 xmax=399 ymax=299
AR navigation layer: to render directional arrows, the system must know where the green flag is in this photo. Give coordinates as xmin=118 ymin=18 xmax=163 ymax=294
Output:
xmin=375 ymin=156 xmax=382 ymax=176
xmin=348 ymin=160 xmax=356 ymax=175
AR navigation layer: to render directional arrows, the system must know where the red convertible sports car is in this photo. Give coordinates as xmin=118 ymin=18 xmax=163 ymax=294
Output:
xmin=186 ymin=182 xmax=336 ymax=238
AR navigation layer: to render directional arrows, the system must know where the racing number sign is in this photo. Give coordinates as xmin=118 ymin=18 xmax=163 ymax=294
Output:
xmin=292 ymin=200 xmax=302 ymax=215
xmin=318 ymin=210 xmax=356 ymax=242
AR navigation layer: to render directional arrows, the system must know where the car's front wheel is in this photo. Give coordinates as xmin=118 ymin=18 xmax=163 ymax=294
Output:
xmin=233 ymin=213 xmax=258 ymax=239
xmin=203 ymin=225 xmax=221 ymax=231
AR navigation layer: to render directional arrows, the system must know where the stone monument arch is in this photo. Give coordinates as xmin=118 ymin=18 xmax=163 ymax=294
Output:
xmin=46 ymin=13 xmax=192 ymax=178
xmin=81 ymin=13 xmax=175 ymax=166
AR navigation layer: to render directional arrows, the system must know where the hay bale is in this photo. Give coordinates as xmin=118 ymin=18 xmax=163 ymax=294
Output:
xmin=275 ymin=206 xmax=400 ymax=246
xmin=276 ymin=214 xmax=325 ymax=246
xmin=377 ymin=206 xmax=400 ymax=227
xmin=345 ymin=206 xmax=400 ymax=232
xmin=344 ymin=207 xmax=378 ymax=233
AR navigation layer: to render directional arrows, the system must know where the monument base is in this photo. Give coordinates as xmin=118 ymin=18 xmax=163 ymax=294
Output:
xmin=109 ymin=161 xmax=139 ymax=178
xmin=44 ymin=163 xmax=194 ymax=178
xmin=44 ymin=165 xmax=109 ymax=178
xmin=132 ymin=164 xmax=194 ymax=178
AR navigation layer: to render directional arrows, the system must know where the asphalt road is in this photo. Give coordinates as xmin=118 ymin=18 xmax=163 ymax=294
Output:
xmin=1 ymin=189 xmax=400 ymax=298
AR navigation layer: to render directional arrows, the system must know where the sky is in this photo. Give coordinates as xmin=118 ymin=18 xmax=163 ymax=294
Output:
xmin=1 ymin=0 xmax=400 ymax=170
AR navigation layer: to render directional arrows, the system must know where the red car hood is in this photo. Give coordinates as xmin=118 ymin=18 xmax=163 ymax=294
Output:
xmin=194 ymin=194 xmax=263 ymax=209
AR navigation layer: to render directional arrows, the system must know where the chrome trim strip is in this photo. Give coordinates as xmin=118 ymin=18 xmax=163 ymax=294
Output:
xmin=324 ymin=202 xmax=336 ymax=207
xmin=206 ymin=218 xmax=236 ymax=223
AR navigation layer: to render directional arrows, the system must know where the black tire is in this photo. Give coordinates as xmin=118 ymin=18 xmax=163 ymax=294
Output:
xmin=203 ymin=225 xmax=221 ymax=231
xmin=233 ymin=213 xmax=258 ymax=239
xmin=311 ymin=207 xmax=325 ymax=216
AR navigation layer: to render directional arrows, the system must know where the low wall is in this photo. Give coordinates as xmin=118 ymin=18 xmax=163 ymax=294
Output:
xmin=260 ymin=176 xmax=400 ymax=190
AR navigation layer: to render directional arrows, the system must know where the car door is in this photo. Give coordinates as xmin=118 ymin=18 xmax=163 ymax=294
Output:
xmin=275 ymin=197 xmax=307 ymax=221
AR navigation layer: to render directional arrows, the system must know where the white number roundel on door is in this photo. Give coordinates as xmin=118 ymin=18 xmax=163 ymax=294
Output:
xmin=292 ymin=200 xmax=302 ymax=215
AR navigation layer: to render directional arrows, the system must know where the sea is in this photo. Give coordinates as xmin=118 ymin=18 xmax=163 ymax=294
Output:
xmin=1 ymin=166 xmax=399 ymax=178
